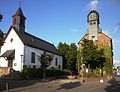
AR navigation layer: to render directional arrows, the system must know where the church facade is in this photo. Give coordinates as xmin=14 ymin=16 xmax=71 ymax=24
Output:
xmin=78 ymin=10 xmax=113 ymax=64
xmin=0 ymin=7 xmax=63 ymax=72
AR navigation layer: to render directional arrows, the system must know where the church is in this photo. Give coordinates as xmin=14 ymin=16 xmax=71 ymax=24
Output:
xmin=78 ymin=10 xmax=113 ymax=66
xmin=0 ymin=7 xmax=63 ymax=72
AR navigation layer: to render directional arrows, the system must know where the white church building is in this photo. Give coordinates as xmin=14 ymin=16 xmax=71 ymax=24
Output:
xmin=0 ymin=7 xmax=63 ymax=72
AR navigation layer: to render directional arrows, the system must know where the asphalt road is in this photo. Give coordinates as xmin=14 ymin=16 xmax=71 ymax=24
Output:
xmin=1 ymin=77 xmax=120 ymax=92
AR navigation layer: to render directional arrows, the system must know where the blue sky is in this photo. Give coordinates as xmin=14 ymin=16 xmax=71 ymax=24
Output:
xmin=0 ymin=0 xmax=120 ymax=66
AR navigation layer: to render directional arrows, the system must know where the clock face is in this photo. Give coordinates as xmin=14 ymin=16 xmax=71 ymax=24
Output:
xmin=89 ymin=13 xmax=97 ymax=21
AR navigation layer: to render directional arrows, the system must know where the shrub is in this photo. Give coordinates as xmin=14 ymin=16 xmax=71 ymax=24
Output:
xmin=21 ymin=67 xmax=69 ymax=79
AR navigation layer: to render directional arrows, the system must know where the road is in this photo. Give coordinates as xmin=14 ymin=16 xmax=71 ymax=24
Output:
xmin=1 ymin=77 xmax=120 ymax=92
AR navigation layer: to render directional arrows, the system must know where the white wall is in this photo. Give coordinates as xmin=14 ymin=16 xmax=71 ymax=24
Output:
xmin=0 ymin=28 xmax=24 ymax=71
xmin=24 ymin=45 xmax=63 ymax=70
xmin=0 ymin=28 xmax=63 ymax=71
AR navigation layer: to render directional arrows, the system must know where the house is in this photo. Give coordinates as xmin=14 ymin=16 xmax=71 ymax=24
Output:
xmin=0 ymin=7 xmax=63 ymax=72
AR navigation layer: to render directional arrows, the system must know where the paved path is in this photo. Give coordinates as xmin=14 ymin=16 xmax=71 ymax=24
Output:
xmin=1 ymin=77 xmax=120 ymax=92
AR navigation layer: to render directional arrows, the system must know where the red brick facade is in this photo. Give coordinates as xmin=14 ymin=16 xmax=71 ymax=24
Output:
xmin=78 ymin=32 xmax=112 ymax=50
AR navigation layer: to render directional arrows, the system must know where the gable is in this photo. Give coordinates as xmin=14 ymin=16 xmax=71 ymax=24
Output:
xmin=98 ymin=32 xmax=112 ymax=49
xmin=2 ymin=26 xmax=61 ymax=56
xmin=10 ymin=27 xmax=61 ymax=55
xmin=1 ymin=26 xmax=24 ymax=55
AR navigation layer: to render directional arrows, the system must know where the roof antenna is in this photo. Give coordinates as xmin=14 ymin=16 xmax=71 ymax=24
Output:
xmin=19 ymin=0 xmax=21 ymax=8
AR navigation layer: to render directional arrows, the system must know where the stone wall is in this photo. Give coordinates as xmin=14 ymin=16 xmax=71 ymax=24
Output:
xmin=0 ymin=67 xmax=11 ymax=77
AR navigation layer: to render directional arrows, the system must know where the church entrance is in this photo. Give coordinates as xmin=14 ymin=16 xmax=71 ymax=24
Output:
xmin=8 ymin=60 xmax=13 ymax=68
xmin=0 ymin=49 xmax=15 ymax=68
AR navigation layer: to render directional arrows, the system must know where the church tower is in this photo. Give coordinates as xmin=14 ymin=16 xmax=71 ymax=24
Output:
xmin=87 ymin=10 xmax=100 ymax=41
xmin=12 ymin=7 xmax=26 ymax=33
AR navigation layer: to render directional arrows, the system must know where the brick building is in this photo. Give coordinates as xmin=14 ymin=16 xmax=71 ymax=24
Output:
xmin=78 ymin=10 xmax=113 ymax=63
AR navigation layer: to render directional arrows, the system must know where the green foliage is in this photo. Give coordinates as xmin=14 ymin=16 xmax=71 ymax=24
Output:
xmin=98 ymin=43 xmax=113 ymax=76
xmin=21 ymin=68 xmax=69 ymax=79
xmin=68 ymin=43 xmax=77 ymax=65
xmin=0 ymin=30 xmax=4 ymax=46
xmin=92 ymin=68 xmax=100 ymax=77
xmin=22 ymin=68 xmax=43 ymax=79
xmin=77 ymin=49 xmax=82 ymax=69
xmin=80 ymin=39 xmax=105 ymax=69
xmin=57 ymin=42 xmax=69 ymax=57
xmin=57 ymin=42 xmax=77 ymax=70
xmin=103 ymin=59 xmax=113 ymax=76
xmin=39 ymin=52 xmax=54 ymax=69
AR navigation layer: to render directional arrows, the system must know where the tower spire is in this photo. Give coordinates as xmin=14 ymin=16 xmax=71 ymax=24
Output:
xmin=12 ymin=0 xmax=26 ymax=33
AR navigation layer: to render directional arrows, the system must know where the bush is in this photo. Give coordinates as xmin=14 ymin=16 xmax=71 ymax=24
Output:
xmin=93 ymin=68 xmax=100 ymax=77
xmin=21 ymin=67 xmax=69 ymax=79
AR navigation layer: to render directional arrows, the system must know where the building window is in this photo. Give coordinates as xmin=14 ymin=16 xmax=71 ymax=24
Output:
xmin=55 ymin=58 xmax=58 ymax=66
xmin=31 ymin=52 xmax=35 ymax=63
xmin=90 ymin=22 xmax=92 ymax=25
xmin=10 ymin=38 xmax=13 ymax=43
xmin=93 ymin=21 xmax=96 ymax=24
xmin=91 ymin=36 xmax=95 ymax=41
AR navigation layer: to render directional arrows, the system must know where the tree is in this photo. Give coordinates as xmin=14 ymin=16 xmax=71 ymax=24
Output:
xmin=68 ymin=43 xmax=77 ymax=73
xmin=80 ymin=39 xmax=105 ymax=69
xmin=39 ymin=52 xmax=54 ymax=82
xmin=0 ymin=13 xmax=3 ymax=22
xmin=0 ymin=30 xmax=4 ymax=46
xmin=40 ymin=52 xmax=54 ymax=69
xmin=57 ymin=42 xmax=77 ymax=74
xmin=0 ymin=13 xmax=4 ymax=47
xmin=57 ymin=42 xmax=69 ymax=69
xmin=98 ymin=43 xmax=113 ymax=77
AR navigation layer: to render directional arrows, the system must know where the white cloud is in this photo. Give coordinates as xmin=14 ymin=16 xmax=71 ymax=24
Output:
xmin=70 ymin=29 xmax=80 ymax=32
xmin=114 ymin=22 xmax=120 ymax=32
xmin=89 ymin=0 xmax=99 ymax=10
xmin=114 ymin=59 xmax=120 ymax=66
xmin=113 ymin=38 xmax=120 ymax=46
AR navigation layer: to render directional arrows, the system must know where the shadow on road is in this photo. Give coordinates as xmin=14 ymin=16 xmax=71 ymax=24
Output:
xmin=56 ymin=81 xmax=81 ymax=90
xmin=0 ymin=78 xmax=42 ymax=91
xmin=104 ymin=77 xmax=120 ymax=92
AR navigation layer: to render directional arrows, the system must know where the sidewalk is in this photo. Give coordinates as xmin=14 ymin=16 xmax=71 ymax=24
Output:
xmin=1 ymin=77 xmax=109 ymax=92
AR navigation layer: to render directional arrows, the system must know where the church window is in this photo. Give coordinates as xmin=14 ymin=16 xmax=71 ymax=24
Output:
xmin=31 ymin=52 xmax=35 ymax=63
xmin=90 ymin=22 xmax=92 ymax=25
xmin=91 ymin=36 xmax=95 ymax=41
xmin=93 ymin=22 xmax=96 ymax=24
xmin=10 ymin=38 xmax=13 ymax=43
xmin=55 ymin=58 xmax=58 ymax=66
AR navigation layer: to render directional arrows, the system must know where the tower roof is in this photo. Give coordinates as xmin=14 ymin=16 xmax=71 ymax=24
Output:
xmin=12 ymin=7 xmax=26 ymax=19
xmin=87 ymin=10 xmax=99 ymax=24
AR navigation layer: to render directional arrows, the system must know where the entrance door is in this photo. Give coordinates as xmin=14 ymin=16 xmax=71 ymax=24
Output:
xmin=8 ymin=60 xmax=13 ymax=68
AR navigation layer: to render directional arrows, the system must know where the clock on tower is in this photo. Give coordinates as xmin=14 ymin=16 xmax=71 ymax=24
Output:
xmin=87 ymin=10 xmax=100 ymax=41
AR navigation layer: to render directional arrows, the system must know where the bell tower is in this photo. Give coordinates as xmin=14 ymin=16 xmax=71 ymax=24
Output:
xmin=87 ymin=10 xmax=99 ymax=41
xmin=12 ymin=6 xmax=26 ymax=33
